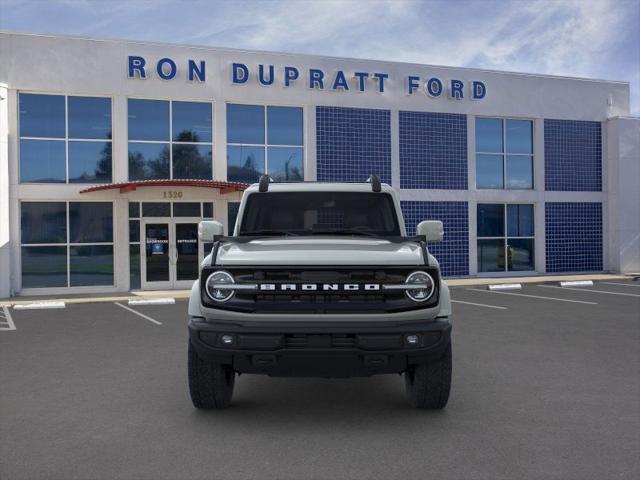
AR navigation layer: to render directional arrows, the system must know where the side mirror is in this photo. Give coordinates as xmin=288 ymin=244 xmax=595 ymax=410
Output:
xmin=416 ymin=220 xmax=444 ymax=242
xmin=198 ymin=220 xmax=224 ymax=242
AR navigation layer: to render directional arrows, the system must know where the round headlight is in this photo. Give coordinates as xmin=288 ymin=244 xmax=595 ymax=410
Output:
xmin=405 ymin=271 xmax=435 ymax=302
xmin=205 ymin=271 xmax=235 ymax=302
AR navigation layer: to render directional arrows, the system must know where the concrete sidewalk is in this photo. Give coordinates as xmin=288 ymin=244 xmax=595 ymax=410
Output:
xmin=1 ymin=273 xmax=636 ymax=307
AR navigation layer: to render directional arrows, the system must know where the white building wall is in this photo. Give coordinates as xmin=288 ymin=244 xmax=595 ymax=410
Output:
xmin=0 ymin=83 xmax=10 ymax=298
xmin=607 ymin=117 xmax=640 ymax=273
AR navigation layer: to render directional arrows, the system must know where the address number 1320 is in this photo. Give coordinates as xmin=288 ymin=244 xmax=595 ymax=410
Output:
xmin=163 ymin=191 xmax=183 ymax=199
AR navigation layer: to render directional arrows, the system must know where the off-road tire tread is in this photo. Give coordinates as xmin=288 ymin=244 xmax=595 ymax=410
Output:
xmin=188 ymin=341 xmax=235 ymax=409
xmin=405 ymin=341 xmax=452 ymax=409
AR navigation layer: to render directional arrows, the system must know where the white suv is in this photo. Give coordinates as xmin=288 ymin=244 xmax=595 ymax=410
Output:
xmin=187 ymin=175 xmax=452 ymax=409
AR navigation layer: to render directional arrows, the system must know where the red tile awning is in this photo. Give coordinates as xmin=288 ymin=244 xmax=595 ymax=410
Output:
xmin=79 ymin=179 xmax=249 ymax=195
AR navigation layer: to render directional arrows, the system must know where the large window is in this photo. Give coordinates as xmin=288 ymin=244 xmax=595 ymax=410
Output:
xmin=128 ymin=99 xmax=213 ymax=180
xmin=19 ymin=94 xmax=112 ymax=183
xmin=477 ymin=203 xmax=535 ymax=272
xmin=476 ymin=118 xmax=533 ymax=189
xmin=227 ymin=104 xmax=303 ymax=183
xmin=21 ymin=202 xmax=114 ymax=288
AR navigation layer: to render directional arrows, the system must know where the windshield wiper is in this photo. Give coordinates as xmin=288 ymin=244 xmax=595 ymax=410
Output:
xmin=239 ymin=229 xmax=300 ymax=237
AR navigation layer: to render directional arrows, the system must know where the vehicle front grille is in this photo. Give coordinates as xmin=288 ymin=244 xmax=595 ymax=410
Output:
xmin=201 ymin=266 xmax=440 ymax=313
xmin=284 ymin=334 xmax=357 ymax=348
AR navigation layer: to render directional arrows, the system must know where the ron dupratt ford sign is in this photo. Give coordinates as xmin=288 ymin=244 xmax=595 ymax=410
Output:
xmin=127 ymin=56 xmax=487 ymax=100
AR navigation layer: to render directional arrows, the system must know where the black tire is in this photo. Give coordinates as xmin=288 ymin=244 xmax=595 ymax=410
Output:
xmin=188 ymin=341 xmax=235 ymax=409
xmin=404 ymin=341 xmax=452 ymax=409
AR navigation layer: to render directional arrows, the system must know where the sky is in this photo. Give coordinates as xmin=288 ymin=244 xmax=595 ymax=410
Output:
xmin=1 ymin=0 xmax=639 ymax=114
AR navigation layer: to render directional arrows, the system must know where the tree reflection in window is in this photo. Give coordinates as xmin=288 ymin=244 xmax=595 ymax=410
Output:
xmin=173 ymin=130 xmax=212 ymax=180
xmin=128 ymin=144 xmax=170 ymax=180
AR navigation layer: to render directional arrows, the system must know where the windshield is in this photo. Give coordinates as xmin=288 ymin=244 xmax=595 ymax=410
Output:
xmin=239 ymin=192 xmax=401 ymax=237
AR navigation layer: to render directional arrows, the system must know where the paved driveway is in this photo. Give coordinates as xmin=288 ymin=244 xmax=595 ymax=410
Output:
xmin=1 ymin=280 xmax=639 ymax=480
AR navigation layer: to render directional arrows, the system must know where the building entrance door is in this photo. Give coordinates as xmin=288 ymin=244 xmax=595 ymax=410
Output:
xmin=141 ymin=218 xmax=201 ymax=290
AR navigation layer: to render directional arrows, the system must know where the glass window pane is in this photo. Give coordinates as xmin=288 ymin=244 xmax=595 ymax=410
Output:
xmin=69 ymin=202 xmax=113 ymax=243
xmin=142 ymin=202 xmax=171 ymax=217
xmin=506 ymin=119 xmax=532 ymax=154
xmin=506 ymin=155 xmax=533 ymax=189
xmin=202 ymin=202 xmax=213 ymax=219
xmin=267 ymin=147 xmax=303 ymax=181
xmin=267 ymin=106 xmax=303 ymax=146
xmin=476 ymin=154 xmax=504 ymax=189
xmin=128 ymin=142 xmax=170 ymax=180
xmin=227 ymin=104 xmax=264 ymax=144
xmin=173 ymin=203 xmax=201 ymax=217
xmin=19 ymin=93 xmax=65 ymax=138
xmin=20 ymin=139 xmax=66 ymax=183
xmin=507 ymin=204 xmax=534 ymax=237
xmin=129 ymin=220 xmax=140 ymax=242
xmin=477 ymin=204 xmax=504 ymax=237
xmin=507 ymin=238 xmax=534 ymax=271
xmin=70 ymin=245 xmax=113 ymax=286
xmin=128 ymin=99 xmax=169 ymax=141
xmin=227 ymin=202 xmax=240 ymax=235
xmin=172 ymin=144 xmax=212 ymax=180
xmin=68 ymin=96 xmax=112 ymax=139
xmin=145 ymin=223 xmax=170 ymax=282
xmin=68 ymin=141 xmax=112 ymax=183
xmin=130 ymin=244 xmax=141 ymax=290
xmin=172 ymin=101 xmax=212 ymax=143
xmin=21 ymin=202 xmax=67 ymax=244
xmin=477 ymin=239 xmax=506 ymax=273
xmin=21 ymin=246 xmax=68 ymax=288
xmin=476 ymin=118 xmax=503 ymax=153
xmin=129 ymin=202 xmax=140 ymax=218
xmin=227 ymin=145 xmax=264 ymax=183
xmin=175 ymin=223 xmax=200 ymax=281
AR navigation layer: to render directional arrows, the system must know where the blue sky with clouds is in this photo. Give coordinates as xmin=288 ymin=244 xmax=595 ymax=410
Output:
xmin=1 ymin=0 xmax=638 ymax=114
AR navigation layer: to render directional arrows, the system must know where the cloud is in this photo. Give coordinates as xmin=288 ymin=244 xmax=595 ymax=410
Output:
xmin=1 ymin=0 xmax=638 ymax=113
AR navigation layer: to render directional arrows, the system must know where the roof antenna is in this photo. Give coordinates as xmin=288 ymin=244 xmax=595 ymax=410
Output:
xmin=367 ymin=174 xmax=381 ymax=192
xmin=258 ymin=174 xmax=272 ymax=192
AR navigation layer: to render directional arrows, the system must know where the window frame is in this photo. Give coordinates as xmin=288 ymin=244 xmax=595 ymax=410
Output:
xmin=475 ymin=116 xmax=534 ymax=190
xmin=476 ymin=202 xmax=536 ymax=273
xmin=18 ymin=92 xmax=114 ymax=184
xmin=19 ymin=200 xmax=116 ymax=290
xmin=128 ymin=201 xmax=215 ymax=289
xmin=226 ymin=102 xmax=305 ymax=182
xmin=127 ymin=97 xmax=215 ymax=181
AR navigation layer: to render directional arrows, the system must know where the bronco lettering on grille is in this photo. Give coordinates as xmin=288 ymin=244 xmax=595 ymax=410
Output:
xmin=258 ymin=283 xmax=381 ymax=292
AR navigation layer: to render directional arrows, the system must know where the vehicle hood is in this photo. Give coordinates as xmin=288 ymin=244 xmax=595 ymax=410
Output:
xmin=215 ymin=237 xmax=425 ymax=266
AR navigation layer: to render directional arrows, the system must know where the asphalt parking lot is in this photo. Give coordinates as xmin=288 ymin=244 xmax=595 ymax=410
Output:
xmin=1 ymin=280 xmax=639 ymax=480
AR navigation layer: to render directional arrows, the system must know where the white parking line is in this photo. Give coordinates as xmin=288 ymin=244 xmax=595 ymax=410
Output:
xmin=14 ymin=301 xmax=66 ymax=310
xmin=601 ymin=282 xmax=640 ymax=288
xmin=128 ymin=298 xmax=175 ymax=306
xmin=451 ymin=300 xmax=507 ymax=310
xmin=114 ymin=302 xmax=162 ymax=325
xmin=467 ymin=288 xmax=598 ymax=305
xmin=0 ymin=306 xmax=16 ymax=331
xmin=539 ymin=285 xmax=640 ymax=298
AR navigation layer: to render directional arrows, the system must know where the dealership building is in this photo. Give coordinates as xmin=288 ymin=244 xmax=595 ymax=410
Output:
xmin=0 ymin=31 xmax=638 ymax=297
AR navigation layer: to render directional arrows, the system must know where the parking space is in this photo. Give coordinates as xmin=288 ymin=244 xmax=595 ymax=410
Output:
xmin=1 ymin=280 xmax=639 ymax=480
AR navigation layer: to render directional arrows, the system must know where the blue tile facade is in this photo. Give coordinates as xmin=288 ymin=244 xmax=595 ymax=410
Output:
xmin=545 ymin=202 xmax=603 ymax=272
xmin=544 ymin=119 xmax=602 ymax=191
xmin=316 ymin=106 xmax=391 ymax=184
xmin=401 ymin=201 xmax=469 ymax=277
xmin=399 ymin=111 xmax=467 ymax=189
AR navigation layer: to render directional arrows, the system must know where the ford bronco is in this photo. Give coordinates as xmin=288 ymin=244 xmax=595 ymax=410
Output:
xmin=188 ymin=175 xmax=452 ymax=409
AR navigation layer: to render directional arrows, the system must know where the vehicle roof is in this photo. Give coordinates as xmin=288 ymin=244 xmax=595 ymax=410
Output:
xmin=244 ymin=182 xmax=396 ymax=194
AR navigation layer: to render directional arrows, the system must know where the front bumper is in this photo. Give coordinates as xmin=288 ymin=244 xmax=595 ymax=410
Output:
xmin=188 ymin=317 xmax=451 ymax=378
